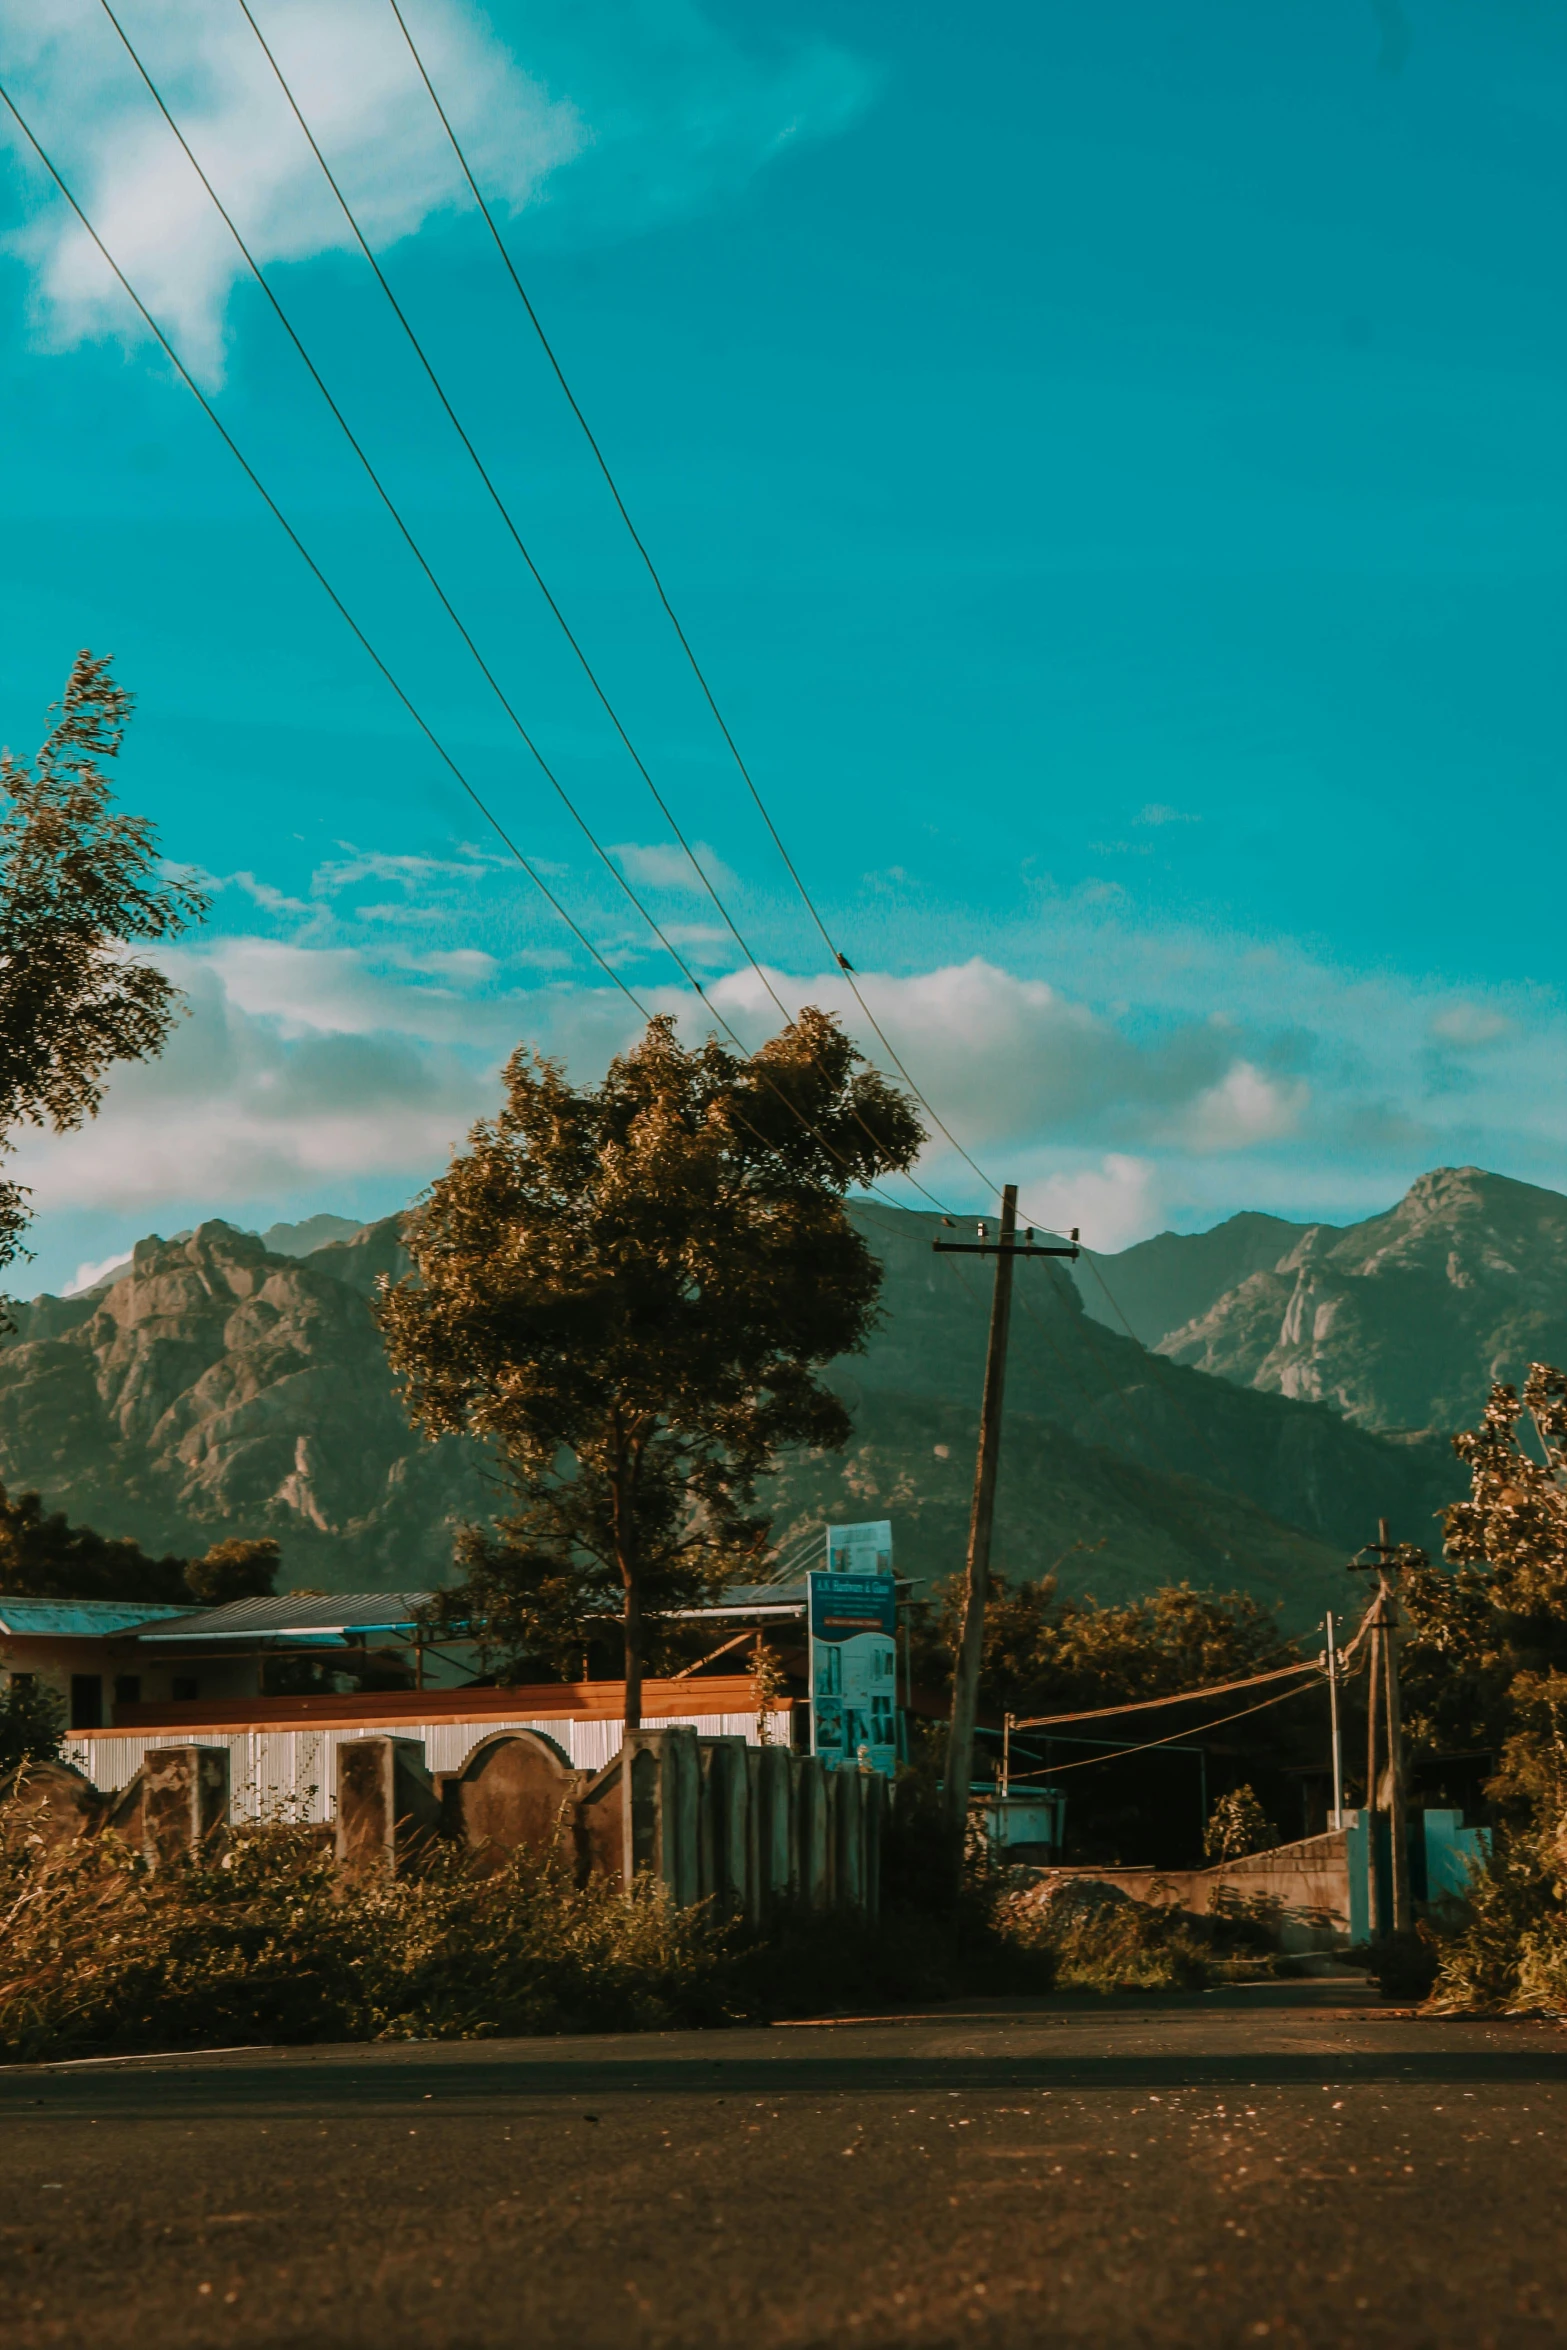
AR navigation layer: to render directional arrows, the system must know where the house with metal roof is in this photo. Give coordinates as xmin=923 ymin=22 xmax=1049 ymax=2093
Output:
xmin=0 ymin=1597 xmax=196 ymax=1730
xmin=0 ymin=1591 xmax=455 ymax=1731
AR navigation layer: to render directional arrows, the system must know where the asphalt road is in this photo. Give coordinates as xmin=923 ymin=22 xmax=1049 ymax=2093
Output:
xmin=5 ymin=1984 xmax=1567 ymax=2350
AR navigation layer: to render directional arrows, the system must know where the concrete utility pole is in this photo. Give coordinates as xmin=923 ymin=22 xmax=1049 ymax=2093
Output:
xmin=935 ymin=1187 xmax=1078 ymax=1876
xmin=1356 ymin=1517 xmax=1413 ymax=1939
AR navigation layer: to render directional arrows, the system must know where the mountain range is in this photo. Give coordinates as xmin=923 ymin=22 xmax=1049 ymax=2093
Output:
xmin=8 ymin=1166 xmax=1552 ymax=1625
xmin=1077 ymin=1167 xmax=1567 ymax=1437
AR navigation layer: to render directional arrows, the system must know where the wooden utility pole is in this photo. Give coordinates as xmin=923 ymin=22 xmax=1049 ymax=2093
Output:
xmin=1379 ymin=1518 xmax=1414 ymax=1934
xmin=1356 ymin=1517 xmax=1413 ymax=1940
xmin=935 ymin=1187 xmax=1079 ymax=1874
xmin=1364 ymin=1588 xmax=1383 ymax=1938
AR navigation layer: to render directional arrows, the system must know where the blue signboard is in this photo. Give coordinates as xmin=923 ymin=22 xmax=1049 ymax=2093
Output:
xmin=808 ymin=1569 xmax=898 ymax=1778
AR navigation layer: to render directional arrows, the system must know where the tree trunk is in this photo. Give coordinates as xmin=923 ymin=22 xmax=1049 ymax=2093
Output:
xmin=622 ymin=1567 xmax=644 ymax=1732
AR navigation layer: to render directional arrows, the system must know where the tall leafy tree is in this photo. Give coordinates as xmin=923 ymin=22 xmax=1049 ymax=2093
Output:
xmin=378 ymin=1010 xmax=923 ymax=1724
xmin=0 ymin=651 xmax=208 ymax=1285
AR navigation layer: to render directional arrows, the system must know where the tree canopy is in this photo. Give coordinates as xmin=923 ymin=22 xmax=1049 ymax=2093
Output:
xmin=1400 ymin=1365 xmax=1567 ymax=1797
xmin=0 ymin=1484 xmax=279 ymax=1609
xmin=378 ymin=1009 xmax=924 ymax=1722
xmin=923 ymin=1569 xmax=1289 ymax=1722
xmin=0 ymin=650 xmax=207 ymax=1280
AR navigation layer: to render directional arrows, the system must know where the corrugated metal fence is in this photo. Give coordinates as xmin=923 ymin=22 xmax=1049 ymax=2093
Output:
xmin=66 ymin=1709 xmax=787 ymax=1825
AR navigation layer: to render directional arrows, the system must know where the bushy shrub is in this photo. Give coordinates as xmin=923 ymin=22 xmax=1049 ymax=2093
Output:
xmin=0 ymin=1802 xmax=1058 ymax=2063
xmin=0 ymin=1821 xmax=745 ymax=2062
xmin=997 ymin=1879 xmax=1211 ymax=1991
xmin=1431 ymin=1827 xmax=1563 ymax=2013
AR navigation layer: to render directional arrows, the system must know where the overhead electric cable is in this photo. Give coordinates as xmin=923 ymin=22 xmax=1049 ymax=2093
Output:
xmin=192 ymin=0 xmax=965 ymax=1225
xmin=0 ymin=74 xmax=926 ymax=1220
xmin=229 ymin=0 xmax=790 ymax=1026
xmin=91 ymin=0 xmax=725 ymax=1022
xmin=0 ymin=75 xmax=650 ymax=1013
xmin=240 ymin=0 xmax=962 ymax=1223
xmin=1010 ymin=1658 xmax=1321 ymax=1731
xmin=1004 ymin=1674 xmax=1324 ymax=1775
xmin=382 ymin=0 xmax=1043 ymax=1213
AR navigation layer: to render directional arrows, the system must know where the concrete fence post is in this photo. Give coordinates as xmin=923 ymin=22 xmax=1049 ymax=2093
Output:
xmin=832 ymin=1766 xmax=863 ymax=1911
xmin=142 ymin=1745 xmax=230 ymax=1868
xmin=862 ymin=1768 xmax=887 ymax=1924
xmin=335 ymin=1736 xmax=441 ymax=1880
xmin=796 ymin=1756 xmax=831 ymax=1911
xmin=698 ymin=1737 xmax=749 ymax=1913
xmin=623 ymin=1726 xmax=703 ymax=1906
xmin=757 ymin=1746 xmax=794 ymax=1913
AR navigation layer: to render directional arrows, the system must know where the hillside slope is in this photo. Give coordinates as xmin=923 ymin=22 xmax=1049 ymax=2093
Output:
xmin=1157 ymin=1167 xmax=1567 ymax=1435
xmin=0 ymin=1202 xmax=1464 ymax=1618
xmin=1074 ymin=1211 xmax=1315 ymax=1347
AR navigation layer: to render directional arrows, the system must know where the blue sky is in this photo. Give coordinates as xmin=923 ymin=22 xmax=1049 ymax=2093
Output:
xmin=1 ymin=0 xmax=1563 ymax=1295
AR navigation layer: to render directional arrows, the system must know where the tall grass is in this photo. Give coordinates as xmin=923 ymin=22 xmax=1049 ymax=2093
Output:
xmin=0 ymin=1820 xmax=743 ymax=2062
xmin=0 ymin=1809 xmax=1061 ymax=2062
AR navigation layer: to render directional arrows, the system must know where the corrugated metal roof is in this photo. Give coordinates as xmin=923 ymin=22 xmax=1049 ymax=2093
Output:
xmin=135 ymin=1591 xmax=436 ymax=1641
xmin=0 ymin=1599 xmax=196 ymax=1638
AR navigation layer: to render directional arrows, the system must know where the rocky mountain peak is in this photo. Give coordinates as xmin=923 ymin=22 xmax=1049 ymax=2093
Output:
xmin=1157 ymin=1166 xmax=1567 ymax=1436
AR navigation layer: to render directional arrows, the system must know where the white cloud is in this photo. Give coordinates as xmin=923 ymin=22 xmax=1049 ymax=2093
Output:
xmin=204 ymin=935 xmax=514 ymax=1044
xmin=611 ymin=840 xmax=738 ymax=896
xmin=65 ymin=1250 xmax=133 ymax=1295
xmin=1430 ymin=1003 xmax=1516 ymax=1051
xmin=0 ymin=0 xmax=582 ymax=381
xmin=315 ymin=846 xmax=499 ymax=895
xmin=395 ymin=947 xmax=498 ymax=981
xmin=696 ymin=957 xmax=1256 ymax=1150
xmin=7 ymin=958 xmax=495 ymax=1213
xmin=1170 ymin=1061 xmax=1308 ymax=1153
xmin=0 ymin=0 xmax=874 ymax=381
xmin=1004 ymin=1154 xmax=1162 ymax=1254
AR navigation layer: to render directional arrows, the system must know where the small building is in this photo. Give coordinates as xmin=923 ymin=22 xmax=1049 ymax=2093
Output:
xmin=1 ymin=1587 xmax=798 ymax=1823
xmin=0 ymin=1598 xmax=196 ymax=1729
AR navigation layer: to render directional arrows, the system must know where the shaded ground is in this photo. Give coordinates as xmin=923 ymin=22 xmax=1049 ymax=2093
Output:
xmin=4 ymin=1985 xmax=1567 ymax=2348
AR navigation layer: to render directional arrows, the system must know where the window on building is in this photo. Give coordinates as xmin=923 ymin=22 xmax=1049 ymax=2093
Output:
xmin=172 ymin=1676 xmax=199 ymax=1702
xmin=113 ymin=1674 xmax=142 ymax=1707
xmin=69 ymin=1674 xmax=103 ymax=1730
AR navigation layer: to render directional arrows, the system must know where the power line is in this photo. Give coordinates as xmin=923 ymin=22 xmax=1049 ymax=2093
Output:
xmin=381 ymin=0 xmax=1055 ymax=1225
xmin=92 ymin=0 xmax=719 ymax=1022
xmin=0 ymin=72 xmax=923 ymax=1223
xmin=0 ymin=74 xmax=646 ymax=1016
xmin=165 ymin=0 xmax=962 ymax=1228
xmin=1005 ymin=1674 xmax=1324 ymax=1776
xmin=232 ymin=0 xmax=967 ymax=1228
xmin=228 ymin=0 xmax=788 ymax=1023
xmin=1010 ymin=1657 xmax=1320 ymax=1731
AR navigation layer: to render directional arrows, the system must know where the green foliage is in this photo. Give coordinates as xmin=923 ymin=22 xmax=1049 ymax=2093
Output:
xmin=921 ymin=1571 xmax=1289 ymax=1720
xmin=183 ymin=1538 xmax=280 ymax=1606
xmin=0 ymin=1481 xmax=189 ymax=1604
xmin=380 ymin=1010 xmax=922 ymax=1715
xmin=0 ymin=1810 xmax=1052 ymax=2063
xmin=1203 ymin=1784 xmax=1278 ymax=1863
xmin=0 ymin=1675 xmax=64 ymax=1774
xmin=1431 ymin=1827 xmax=1561 ymax=2012
xmin=0 ymin=1484 xmax=282 ymax=1609
xmin=0 ymin=651 xmax=208 ymax=1285
xmin=1402 ymin=1366 xmax=1567 ymax=2010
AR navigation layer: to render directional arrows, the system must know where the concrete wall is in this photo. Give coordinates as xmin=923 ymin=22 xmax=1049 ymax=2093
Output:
xmin=1039 ymin=1810 xmax=1495 ymax=1949
xmin=64 ymin=1705 xmax=790 ymax=1825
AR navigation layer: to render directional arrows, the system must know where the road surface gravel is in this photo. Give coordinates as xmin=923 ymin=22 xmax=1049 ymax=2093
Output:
xmin=3 ymin=1984 xmax=1565 ymax=2349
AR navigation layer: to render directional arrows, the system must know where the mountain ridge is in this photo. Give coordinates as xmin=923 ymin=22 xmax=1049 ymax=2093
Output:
xmin=1156 ymin=1166 xmax=1567 ymax=1435
xmin=0 ymin=1197 xmax=1466 ymax=1625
